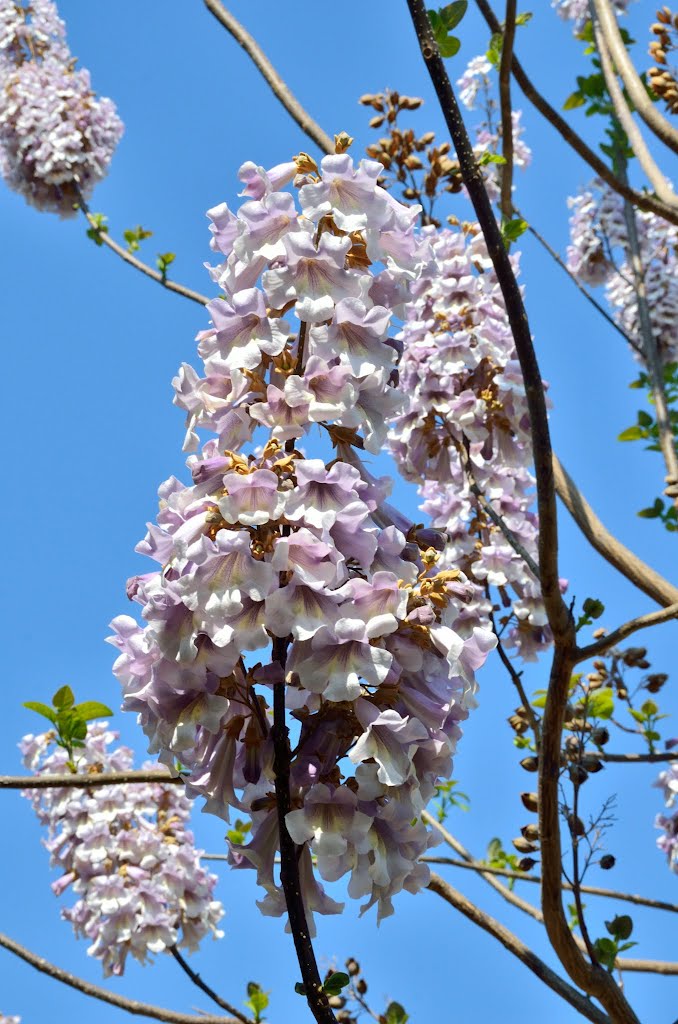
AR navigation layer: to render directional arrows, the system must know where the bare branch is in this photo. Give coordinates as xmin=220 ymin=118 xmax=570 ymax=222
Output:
xmin=592 ymin=0 xmax=678 ymax=156
xmin=575 ymin=602 xmax=678 ymax=662
xmin=77 ymin=198 xmax=209 ymax=307
xmin=0 ymin=770 xmax=182 ymax=790
xmin=406 ymin=0 xmax=570 ymax=640
xmin=474 ymin=0 xmax=678 ymax=227
xmin=421 ymin=856 xmax=678 ymax=913
xmin=202 ymin=0 xmax=334 ymax=156
xmin=169 ymin=947 xmax=253 ymax=1024
xmin=0 ymin=932 xmax=240 ymax=1024
xmin=426 ymin=874 xmax=610 ymax=1024
xmin=523 ymin=218 xmax=642 ymax=355
xmin=421 ymin=810 xmax=542 ymax=922
xmin=553 ymin=455 xmax=678 ymax=608
xmin=601 ymin=750 xmax=678 ymax=764
xmin=592 ymin=17 xmax=678 ymax=208
xmin=498 ymin=0 xmax=517 ymax=219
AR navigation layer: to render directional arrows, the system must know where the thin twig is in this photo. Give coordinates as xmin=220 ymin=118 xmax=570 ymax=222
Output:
xmin=523 ymin=220 xmax=642 ymax=355
xmin=77 ymin=197 xmax=209 ymax=307
xmin=602 ymin=750 xmax=678 ymax=764
xmin=592 ymin=0 xmax=678 ymax=156
xmin=486 ymin=587 xmax=541 ymax=745
xmin=426 ymin=874 xmax=610 ymax=1024
xmin=552 ymin=454 xmax=678 ymax=608
xmin=419 ymin=856 xmax=678 ymax=912
xmin=498 ymin=0 xmax=517 ymax=220
xmin=473 ymin=0 xmax=678 ymax=227
xmin=591 ymin=14 xmax=678 ymax=208
xmin=575 ymin=602 xmax=678 ymax=662
xmin=0 ymin=932 xmax=239 ymax=1024
xmin=203 ymin=0 xmax=334 ymax=156
xmin=0 ymin=770 xmax=183 ymax=789
xmin=421 ymin=811 xmax=542 ymax=922
xmin=169 ymin=947 xmax=252 ymax=1024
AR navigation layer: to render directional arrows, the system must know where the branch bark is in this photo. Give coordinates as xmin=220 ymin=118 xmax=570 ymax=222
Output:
xmin=0 ymin=932 xmax=239 ymax=1024
xmin=575 ymin=602 xmax=678 ymax=662
xmin=474 ymin=0 xmax=678 ymax=227
xmin=592 ymin=0 xmax=678 ymax=156
xmin=498 ymin=0 xmax=517 ymax=219
xmin=0 ymin=770 xmax=182 ymax=789
xmin=203 ymin=0 xmax=334 ymax=156
xmin=552 ymin=454 xmax=678 ymax=608
xmin=77 ymin=200 xmax=209 ymax=307
xmin=427 ymin=874 xmax=610 ymax=1024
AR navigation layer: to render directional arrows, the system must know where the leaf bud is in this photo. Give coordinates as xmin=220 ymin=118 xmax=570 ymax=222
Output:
xmin=329 ymin=996 xmax=347 ymax=1009
xmin=357 ymin=979 xmax=367 ymax=995
xmin=581 ymin=754 xmax=604 ymax=773
xmin=599 ymin=854 xmax=616 ymax=870
xmin=591 ymin=726 xmax=610 ymax=746
xmin=518 ymin=857 xmax=538 ymax=872
xmin=520 ymin=756 xmax=539 ymax=772
xmin=512 ymin=836 xmax=538 ymax=854
xmin=520 ymin=823 xmax=540 ymax=842
xmin=568 ymin=764 xmax=589 ymax=786
xmin=345 ymin=958 xmax=360 ymax=976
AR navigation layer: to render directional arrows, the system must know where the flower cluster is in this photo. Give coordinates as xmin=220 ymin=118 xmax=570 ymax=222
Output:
xmin=21 ymin=722 xmax=224 ymax=976
xmin=456 ymin=55 xmax=532 ymax=203
xmin=0 ymin=0 xmax=123 ymax=214
xmin=0 ymin=1016 xmax=20 ymax=1024
xmin=109 ymin=149 xmax=496 ymax=927
xmin=388 ymin=224 xmax=554 ymax=662
xmin=566 ymin=181 xmax=678 ymax=362
xmin=654 ymin=763 xmax=678 ymax=872
xmin=552 ymin=0 xmax=633 ymax=31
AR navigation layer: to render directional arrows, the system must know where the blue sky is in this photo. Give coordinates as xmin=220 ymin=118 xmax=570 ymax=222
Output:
xmin=0 ymin=2 xmax=676 ymax=1022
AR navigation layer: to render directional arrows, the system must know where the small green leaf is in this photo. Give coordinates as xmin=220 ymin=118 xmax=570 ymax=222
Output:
xmin=23 ymin=701 xmax=57 ymax=724
xmin=587 ymin=688 xmax=614 ymax=720
xmin=501 ymin=217 xmax=528 ymax=245
xmin=294 ymin=982 xmax=306 ymax=996
xmin=385 ymin=1001 xmax=410 ymax=1024
xmin=52 ymin=685 xmax=75 ymax=710
xmin=515 ymin=10 xmax=532 ymax=24
xmin=439 ymin=1 xmax=468 ymax=30
xmin=323 ymin=972 xmax=350 ymax=997
xmin=438 ymin=34 xmax=461 ymax=57
xmin=563 ymin=91 xmax=585 ymax=110
xmin=74 ymin=701 xmax=114 ymax=721
xmin=637 ymin=409 xmax=653 ymax=427
xmin=618 ymin=425 xmax=646 ymax=441
xmin=478 ymin=152 xmax=507 ymax=165
xmin=245 ymin=982 xmax=269 ymax=1021
xmin=641 ymin=699 xmax=659 ymax=717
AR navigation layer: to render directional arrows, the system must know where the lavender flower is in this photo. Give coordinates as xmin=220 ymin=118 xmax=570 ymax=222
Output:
xmin=21 ymin=722 xmax=224 ymax=976
xmin=110 ymin=150 xmax=497 ymax=928
xmin=654 ymin=765 xmax=678 ymax=873
xmin=0 ymin=0 xmax=123 ymax=214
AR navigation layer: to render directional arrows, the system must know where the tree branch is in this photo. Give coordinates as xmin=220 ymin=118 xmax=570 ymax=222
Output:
xmin=474 ymin=0 xmax=678 ymax=227
xmin=270 ymin=636 xmax=336 ymax=1024
xmin=202 ymin=0 xmax=334 ymax=156
xmin=421 ymin=856 xmax=678 ymax=912
xmin=426 ymin=874 xmax=610 ymax=1024
xmin=592 ymin=0 xmax=678 ymax=156
xmin=0 ymin=770 xmax=183 ymax=789
xmin=0 ymin=932 xmax=239 ymax=1024
xmin=498 ymin=0 xmax=517 ymax=220
xmin=591 ymin=16 xmax=678 ymax=208
xmin=552 ymin=454 xmax=678 ymax=608
xmin=421 ymin=810 xmax=542 ymax=922
xmin=575 ymin=602 xmax=678 ymax=662
xmin=77 ymin=198 xmax=209 ymax=307
xmin=169 ymin=947 xmax=252 ymax=1024
xmin=601 ymin=750 xmax=678 ymax=763
xmin=406 ymin=0 xmax=570 ymax=640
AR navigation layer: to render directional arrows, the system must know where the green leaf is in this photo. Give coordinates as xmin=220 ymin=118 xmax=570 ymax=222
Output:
xmin=322 ymin=972 xmax=350 ymax=997
xmin=593 ymin=936 xmax=617 ymax=970
xmin=606 ymin=914 xmax=633 ymax=941
xmin=245 ymin=982 xmax=269 ymax=1021
xmin=638 ymin=505 xmax=661 ymax=519
xmin=486 ymin=31 xmax=503 ymax=66
xmin=385 ymin=1001 xmax=410 ymax=1024
xmin=478 ymin=152 xmax=507 ymax=165
xmin=294 ymin=982 xmax=306 ymax=996
xmin=439 ymin=1 xmax=468 ymax=30
xmin=637 ymin=409 xmax=653 ymax=427
xmin=641 ymin=699 xmax=659 ymax=717
xmin=563 ymin=91 xmax=585 ymax=110
xmin=73 ymin=701 xmax=114 ymax=721
xmin=515 ymin=10 xmax=532 ymax=24
xmin=587 ymin=688 xmax=614 ymax=720
xmin=438 ymin=34 xmax=461 ymax=57
xmin=618 ymin=425 xmax=646 ymax=441
xmin=582 ymin=597 xmax=604 ymax=620
xmin=23 ymin=701 xmax=57 ymax=724
xmin=501 ymin=217 xmax=528 ymax=245
xmin=629 ymin=708 xmax=646 ymax=723
xmin=52 ymin=685 xmax=75 ymax=710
